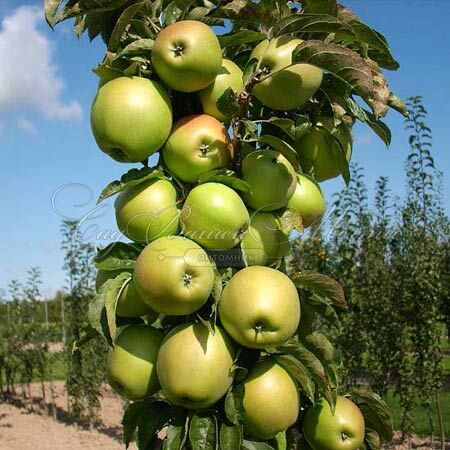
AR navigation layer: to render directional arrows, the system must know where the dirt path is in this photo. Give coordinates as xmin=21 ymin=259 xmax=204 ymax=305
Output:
xmin=0 ymin=381 xmax=136 ymax=450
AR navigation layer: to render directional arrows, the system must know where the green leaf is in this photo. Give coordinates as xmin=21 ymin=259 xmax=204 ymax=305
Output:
xmin=344 ymin=98 xmax=391 ymax=146
xmin=276 ymin=355 xmax=315 ymax=401
xmin=301 ymin=0 xmax=338 ymax=15
xmin=300 ymin=332 xmax=335 ymax=365
xmin=94 ymin=242 xmax=142 ymax=271
xmin=97 ymin=167 xmax=166 ymax=204
xmin=218 ymin=30 xmax=266 ymax=48
xmin=108 ymin=2 xmax=145 ymax=51
xmin=114 ymin=38 xmax=154 ymax=60
xmin=242 ymin=440 xmax=275 ymax=450
xmin=45 ymin=0 xmax=62 ymax=28
xmin=217 ymin=87 xmax=241 ymax=117
xmin=258 ymin=135 xmax=299 ymax=171
xmin=219 ymin=423 xmax=242 ymax=450
xmin=388 ymin=93 xmax=408 ymax=116
xmin=273 ymin=432 xmax=287 ymax=450
xmin=88 ymin=272 xmax=130 ymax=344
xmin=72 ymin=326 xmax=99 ymax=352
xmin=188 ymin=414 xmax=217 ymax=450
xmin=197 ymin=169 xmax=252 ymax=194
xmin=256 ymin=118 xmax=295 ymax=140
xmin=164 ymin=2 xmax=183 ymax=25
xmin=278 ymin=339 xmax=326 ymax=386
xmin=293 ymin=271 xmax=346 ymax=309
xmin=364 ymin=429 xmax=381 ymax=450
xmin=78 ymin=0 xmax=130 ymax=13
xmin=292 ymin=40 xmax=378 ymax=116
xmin=225 ymin=386 xmax=245 ymax=425
xmin=163 ymin=415 xmax=188 ymax=450
xmin=122 ymin=399 xmax=150 ymax=447
xmin=137 ymin=401 xmax=173 ymax=449
xmin=271 ymin=14 xmax=354 ymax=38
xmin=306 ymin=294 xmax=340 ymax=331
xmin=351 ymin=391 xmax=394 ymax=441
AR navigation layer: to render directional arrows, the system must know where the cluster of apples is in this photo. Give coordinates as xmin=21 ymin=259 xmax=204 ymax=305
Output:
xmin=92 ymin=20 xmax=364 ymax=449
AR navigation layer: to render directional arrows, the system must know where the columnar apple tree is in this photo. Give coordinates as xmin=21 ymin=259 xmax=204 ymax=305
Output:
xmin=46 ymin=1 xmax=406 ymax=449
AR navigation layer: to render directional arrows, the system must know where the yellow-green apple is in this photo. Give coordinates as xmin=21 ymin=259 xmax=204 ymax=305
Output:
xmin=156 ymin=323 xmax=235 ymax=409
xmin=250 ymin=37 xmax=323 ymax=110
xmin=180 ymin=182 xmax=250 ymax=250
xmin=162 ymin=114 xmax=233 ymax=183
xmin=219 ymin=266 xmax=300 ymax=348
xmin=198 ymin=59 xmax=244 ymax=121
xmin=151 ymin=20 xmax=222 ymax=92
xmin=134 ymin=236 xmax=215 ymax=315
xmin=297 ymin=117 xmax=353 ymax=182
xmin=242 ymin=358 xmax=299 ymax=440
xmin=242 ymin=149 xmax=297 ymax=211
xmin=303 ymin=397 xmax=365 ymax=450
xmin=287 ymin=174 xmax=326 ymax=228
xmin=90 ymin=76 xmax=172 ymax=162
xmin=96 ymin=269 xmax=153 ymax=317
xmin=106 ymin=324 xmax=163 ymax=400
xmin=241 ymin=211 xmax=283 ymax=266
xmin=114 ymin=178 xmax=179 ymax=243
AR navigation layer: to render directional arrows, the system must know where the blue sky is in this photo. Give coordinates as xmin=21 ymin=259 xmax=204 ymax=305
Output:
xmin=0 ymin=1 xmax=448 ymax=297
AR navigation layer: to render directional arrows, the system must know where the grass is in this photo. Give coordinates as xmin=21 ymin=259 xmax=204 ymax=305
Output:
xmin=386 ymin=390 xmax=450 ymax=436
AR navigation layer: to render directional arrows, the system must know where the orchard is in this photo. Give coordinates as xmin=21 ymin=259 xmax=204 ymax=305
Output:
xmin=45 ymin=1 xmax=408 ymax=449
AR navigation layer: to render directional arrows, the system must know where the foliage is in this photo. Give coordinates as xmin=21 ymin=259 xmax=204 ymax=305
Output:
xmin=290 ymin=97 xmax=448 ymax=439
xmin=42 ymin=0 xmax=409 ymax=448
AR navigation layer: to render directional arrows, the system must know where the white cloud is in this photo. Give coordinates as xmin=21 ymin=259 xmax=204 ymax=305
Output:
xmin=17 ymin=116 xmax=38 ymax=135
xmin=0 ymin=6 xmax=82 ymax=123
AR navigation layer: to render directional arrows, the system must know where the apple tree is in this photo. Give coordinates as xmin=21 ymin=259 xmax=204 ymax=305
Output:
xmin=45 ymin=1 xmax=406 ymax=448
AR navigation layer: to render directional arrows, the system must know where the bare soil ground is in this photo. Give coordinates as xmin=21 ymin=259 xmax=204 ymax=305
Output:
xmin=0 ymin=382 xmax=447 ymax=450
xmin=0 ymin=381 xmax=136 ymax=450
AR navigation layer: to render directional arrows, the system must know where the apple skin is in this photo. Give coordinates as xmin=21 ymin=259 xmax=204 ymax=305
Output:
xmin=297 ymin=117 xmax=353 ymax=182
xmin=90 ymin=76 xmax=172 ymax=163
xmin=250 ymin=37 xmax=323 ymax=111
xmin=219 ymin=266 xmax=300 ymax=349
xmin=162 ymin=114 xmax=233 ymax=183
xmin=287 ymin=174 xmax=326 ymax=228
xmin=242 ymin=358 xmax=300 ymax=440
xmin=180 ymin=182 xmax=250 ymax=250
xmin=241 ymin=210 xmax=283 ymax=266
xmin=106 ymin=324 xmax=163 ymax=401
xmin=242 ymin=149 xmax=297 ymax=211
xmin=151 ymin=20 xmax=222 ymax=92
xmin=198 ymin=59 xmax=244 ymax=121
xmin=303 ymin=397 xmax=365 ymax=450
xmin=134 ymin=236 xmax=215 ymax=315
xmin=156 ymin=323 xmax=235 ymax=409
xmin=115 ymin=178 xmax=180 ymax=243
xmin=96 ymin=269 xmax=153 ymax=318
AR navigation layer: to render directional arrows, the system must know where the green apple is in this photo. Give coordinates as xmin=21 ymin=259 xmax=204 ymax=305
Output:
xmin=162 ymin=114 xmax=233 ymax=183
xmin=90 ymin=76 xmax=172 ymax=162
xmin=96 ymin=269 xmax=153 ymax=317
xmin=181 ymin=182 xmax=250 ymax=250
xmin=219 ymin=266 xmax=300 ymax=348
xmin=287 ymin=173 xmax=326 ymax=228
xmin=134 ymin=236 xmax=215 ymax=315
xmin=242 ymin=149 xmax=297 ymax=211
xmin=303 ymin=397 xmax=365 ymax=450
xmin=242 ymin=358 xmax=299 ymax=440
xmin=115 ymin=178 xmax=179 ymax=243
xmin=156 ymin=323 xmax=235 ymax=409
xmin=250 ymin=37 xmax=323 ymax=110
xmin=151 ymin=20 xmax=222 ymax=92
xmin=241 ymin=211 xmax=283 ymax=266
xmin=198 ymin=59 xmax=244 ymax=121
xmin=106 ymin=324 xmax=163 ymax=400
xmin=297 ymin=117 xmax=353 ymax=182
